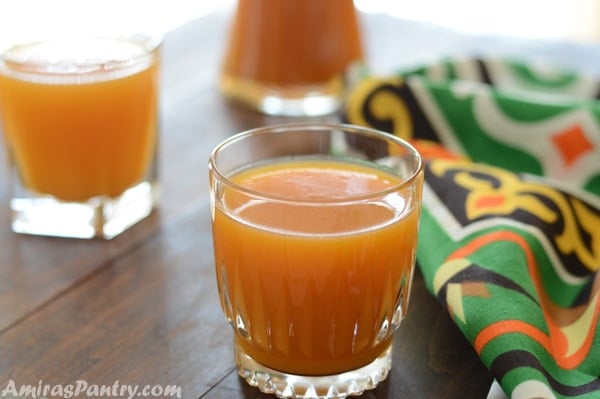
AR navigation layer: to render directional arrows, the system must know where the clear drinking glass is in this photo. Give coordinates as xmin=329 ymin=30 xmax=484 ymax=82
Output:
xmin=0 ymin=34 xmax=161 ymax=239
xmin=219 ymin=0 xmax=365 ymax=117
xmin=209 ymin=124 xmax=424 ymax=398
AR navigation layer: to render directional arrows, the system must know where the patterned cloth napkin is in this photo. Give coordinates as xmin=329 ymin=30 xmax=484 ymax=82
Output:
xmin=340 ymin=57 xmax=600 ymax=399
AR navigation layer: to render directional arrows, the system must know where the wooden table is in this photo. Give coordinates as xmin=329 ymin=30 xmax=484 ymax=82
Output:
xmin=2 ymin=6 xmax=600 ymax=399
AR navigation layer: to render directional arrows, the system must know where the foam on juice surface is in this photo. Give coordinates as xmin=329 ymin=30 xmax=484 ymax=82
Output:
xmin=0 ymin=38 xmax=154 ymax=83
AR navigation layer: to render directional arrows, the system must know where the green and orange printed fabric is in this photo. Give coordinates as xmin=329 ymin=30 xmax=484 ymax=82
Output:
xmin=341 ymin=58 xmax=600 ymax=399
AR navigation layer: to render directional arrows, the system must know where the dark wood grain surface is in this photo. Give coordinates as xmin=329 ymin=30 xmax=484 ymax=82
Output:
xmin=2 ymin=6 xmax=600 ymax=399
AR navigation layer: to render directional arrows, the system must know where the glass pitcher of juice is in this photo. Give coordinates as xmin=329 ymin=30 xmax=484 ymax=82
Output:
xmin=219 ymin=0 xmax=365 ymax=117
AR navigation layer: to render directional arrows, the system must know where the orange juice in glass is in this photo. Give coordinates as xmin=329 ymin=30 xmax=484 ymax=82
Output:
xmin=219 ymin=0 xmax=364 ymax=116
xmin=209 ymin=124 xmax=423 ymax=398
xmin=0 ymin=36 xmax=160 ymax=239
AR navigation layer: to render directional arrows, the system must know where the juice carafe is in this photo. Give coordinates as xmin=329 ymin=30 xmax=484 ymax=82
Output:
xmin=219 ymin=0 xmax=365 ymax=116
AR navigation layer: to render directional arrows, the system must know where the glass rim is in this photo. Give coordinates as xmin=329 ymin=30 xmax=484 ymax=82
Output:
xmin=0 ymin=33 xmax=161 ymax=78
xmin=208 ymin=123 xmax=424 ymax=205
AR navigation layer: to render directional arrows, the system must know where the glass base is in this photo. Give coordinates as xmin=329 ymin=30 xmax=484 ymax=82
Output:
xmin=234 ymin=340 xmax=393 ymax=399
xmin=219 ymin=73 xmax=344 ymax=117
xmin=10 ymin=180 xmax=159 ymax=239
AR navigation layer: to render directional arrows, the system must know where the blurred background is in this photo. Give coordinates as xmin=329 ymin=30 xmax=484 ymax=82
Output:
xmin=0 ymin=0 xmax=599 ymax=46
xmin=357 ymin=0 xmax=600 ymax=43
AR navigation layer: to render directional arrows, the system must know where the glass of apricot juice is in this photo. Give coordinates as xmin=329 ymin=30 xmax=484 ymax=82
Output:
xmin=219 ymin=0 xmax=364 ymax=117
xmin=0 ymin=35 xmax=160 ymax=239
xmin=209 ymin=124 xmax=424 ymax=398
